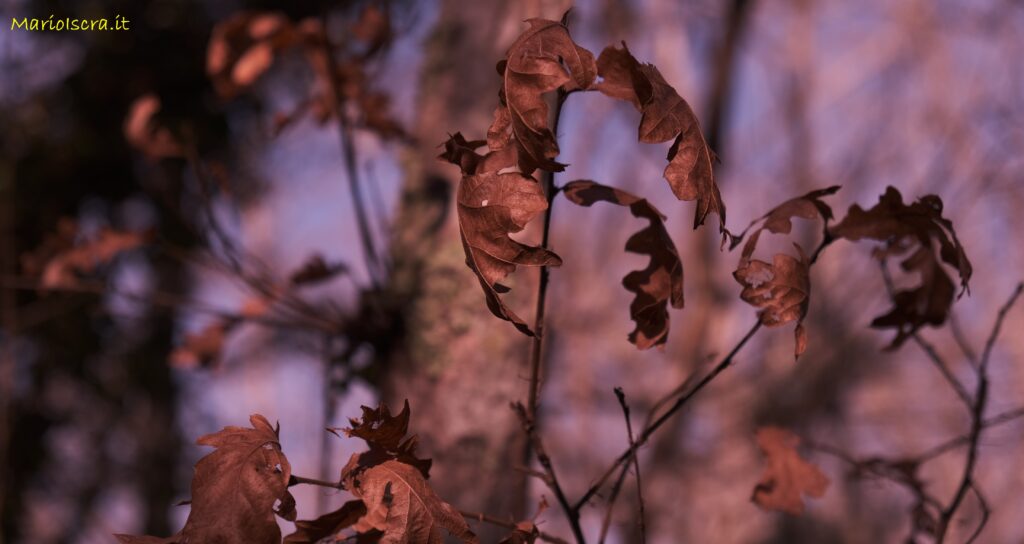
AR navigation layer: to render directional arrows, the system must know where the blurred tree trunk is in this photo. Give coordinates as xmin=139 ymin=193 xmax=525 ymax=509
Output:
xmin=375 ymin=0 xmax=568 ymax=533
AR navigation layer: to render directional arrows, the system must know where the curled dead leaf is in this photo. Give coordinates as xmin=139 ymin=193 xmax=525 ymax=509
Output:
xmin=562 ymin=180 xmax=684 ymax=349
xmin=124 ymin=94 xmax=182 ymax=159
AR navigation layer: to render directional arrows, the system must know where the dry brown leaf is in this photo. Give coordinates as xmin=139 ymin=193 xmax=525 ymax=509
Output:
xmin=731 ymin=186 xmax=839 ymax=359
xmin=595 ymin=44 xmax=724 ymax=230
xmin=116 ymin=415 xmax=295 ymax=544
xmin=284 ymin=500 xmax=367 ymax=543
xmin=752 ymin=427 xmax=829 ymax=515
xmin=498 ymin=521 xmax=540 ymax=544
xmin=123 ymin=94 xmax=182 ymax=159
xmin=338 ymin=401 xmax=432 ymax=479
xmin=439 ymin=134 xmax=562 ymax=336
xmin=494 ymin=18 xmax=596 ymax=173
xmin=348 ymin=460 xmax=477 ymax=544
xmin=828 ymin=186 xmax=972 ymax=348
xmin=562 ymin=180 xmax=684 ymax=349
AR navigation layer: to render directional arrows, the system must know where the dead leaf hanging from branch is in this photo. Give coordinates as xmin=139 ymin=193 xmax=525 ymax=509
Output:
xmin=562 ymin=180 xmax=684 ymax=349
xmin=752 ymin=426 xmax=829 ymax=515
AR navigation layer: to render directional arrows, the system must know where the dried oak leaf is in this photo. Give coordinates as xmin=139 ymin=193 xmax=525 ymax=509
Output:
xmin=116 ymin=415 xmax=295 ymax=544
xmin=207 ymin=11 xmax=300 ymax=98
xmin=347 ymin=460 xmax=478 ymax=544
xmin=596 ymin=44 xmax=724 ymax=231
xmin=284 ymin=500 xmax=367 ymax=543
xmin=563 ymin=180 xmax=684 ymax=349
xmin=828 ymin=186 xmax=972 ymax=349
xmin=731 ymin=186 xmax=840 ymax=359
xmin=494 ymin=18 xmax=596 ymax=173
xmin=124 ymin=94 xmax=182 ymax=159
xmin=439 ymin=133 xmax=562 ymax=336
xmin=752 ymin=427 xmax=829 ymax=515
xmin=734 ymin=244 xmax=811 ymax=359
xmin=338 ymin=400 xmax=433 ymax=479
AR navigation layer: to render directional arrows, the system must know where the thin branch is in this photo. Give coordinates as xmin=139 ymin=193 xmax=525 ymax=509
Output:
xmin=320 ymin=17 xmax=383 ymax=286
xmin=614 ymin=388 xmax=645 ymax=543
xmin=525 ymin=88 xmax=568 ymax=424
xmin=597 ymin=460 xmax=631 ymax=544
xmin=514 ymin=402 xmax=585 ymax=544
xmin=949 ymin=314 xmax=979 ymax=369
xmin=458 ymin=509 xmax=570 ymax=544
xmin=575 ymin=320 xmax=763 ymax=511
xmin=878 ymin=260 xmax=973 ymax=409
xmin=965 ymin=480 xmax=990 ymax=544
xmin=937 ymin=282 xmax=1022 ymax=542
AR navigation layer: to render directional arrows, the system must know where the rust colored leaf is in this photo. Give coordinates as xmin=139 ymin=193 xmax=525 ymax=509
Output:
xmin=731 ymin=186 xmax=840 ymax=359
xmin=338 ymin=401 xmax=432 ymax=479
xmin=734 ymin=244 xmax=811 ymax=359
xmin=563 ymin=180 xmax=684 ymax=350
xmin=494 ymin=18 xmax=596 ymax=172
xmin=596 ymin=44 xmax=724 ymax=230
xmin=123 ymin=95 xmax=182 ymax=159
xmin=752 ymin=427 xmax=829 ymax=515
xmin=829 ymin=186 xmax=972 ymax=348
xmin=284 ymin=500 xmax=367 ymax=543
xmin=116 ymin=415 xmax=294 ymax=544
xmin=498 ymin=521 xmax=540 ymax=544
xmin=348 ymin=460 xmax=478 ymax=544
xmin=439 ymin=134 xmax=562 ymax=336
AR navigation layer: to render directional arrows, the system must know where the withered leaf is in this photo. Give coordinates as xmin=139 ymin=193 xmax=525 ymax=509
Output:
xmin=207 ymin=11 xmax=299 ymax=98
xmin=498 ymin=521 xmax=540 ymax=544
xmin=752 ymin=427 xmax=829 ymax=515
xmin=116 ymin=415 xmax=294 ymax=544
xmin=284 ymin=500 xmax=367 ymax=543
xmin=124 ymin=94 xmax=182 ymax=159
xmin=348 ymin=460 xmax=478 ymax=544
xmin=731 ymin=186 xmax=840 ymax=359
xmin=734 ymin=243 xmax=811 ymax=359
xmin=169 ymin=321 xmax=229 ymax=369
xmin=439 ymin=134 xmax=562 ymax=336
xmin=495 ymin=18 xmax=596 ymax=172
xmin=339 ymin=401 xmax=432 ymax=479
xmin=828 ymin=186 xmax=972 ymax=348
xmin=596 ymin=44 xmax=724 ymax=230
xmin=563 ymin=180 xmax=684 ymax=350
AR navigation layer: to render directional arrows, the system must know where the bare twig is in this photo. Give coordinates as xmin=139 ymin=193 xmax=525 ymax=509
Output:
xmin=937 ymin=282 xmax=1022 ymax=542
xmin=320 ymin=18 xmax=383 ymax=287
xmin=614 ymin=388 xmax=645 ymax=543
xmin=458 ymin=509 xmax=570 ymax=544
xmin=514 ymin=402 xmax=585 ymax=544
xmin=949 ymin=314 xmax=979 ymax=369
xmin=575 ymin=320 xmax=763 ymax=511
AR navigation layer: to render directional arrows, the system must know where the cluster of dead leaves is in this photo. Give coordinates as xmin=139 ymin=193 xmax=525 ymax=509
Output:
xmin=115 ymin=403 xmax=490 ymax=544
xmin=442 ymin=18 xmax=726 ymax=349
xmin=828 ymin=186 xmax=972 ymax=349
xmin=206 ymin=7 xmax=404 ymax=139
xmin=288 ymin=401 xmax=478 ymax=544
xmin=20 ymin=218 xmax=150 ymax=291
xmin=730 ymin=185 xmax=971 ymax=356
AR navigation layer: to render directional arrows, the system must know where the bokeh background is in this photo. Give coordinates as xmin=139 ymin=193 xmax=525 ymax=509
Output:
xmin=2 ymin=0 xmax=1023 ymax=542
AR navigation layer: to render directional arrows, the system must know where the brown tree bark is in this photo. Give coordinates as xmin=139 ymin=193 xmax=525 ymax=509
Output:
xmin=375 ymin=0 xmax=570 ymax=536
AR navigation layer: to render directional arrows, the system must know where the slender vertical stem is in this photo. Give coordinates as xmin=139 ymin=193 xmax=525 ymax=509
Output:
xmin=525 ymin=89 xmax=567 ymax=424
xmin=320 ymin=17 xmax=382 ymax=287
